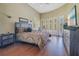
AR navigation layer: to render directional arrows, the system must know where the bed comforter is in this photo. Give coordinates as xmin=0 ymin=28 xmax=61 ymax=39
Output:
xmin=17 ymin=32 xmax=49 ymax=49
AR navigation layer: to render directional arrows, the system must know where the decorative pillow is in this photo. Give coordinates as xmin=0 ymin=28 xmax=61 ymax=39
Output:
xmin=26 ymin=27 xmax=32 ymax=32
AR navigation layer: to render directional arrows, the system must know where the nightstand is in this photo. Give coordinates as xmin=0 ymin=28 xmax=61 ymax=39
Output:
xmin=0 ymin=33 xmax=15 ymax=48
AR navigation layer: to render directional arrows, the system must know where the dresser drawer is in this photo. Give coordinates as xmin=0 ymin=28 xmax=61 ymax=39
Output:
xmin=2 ymin=36 xmax=8 ymax=40
xmin=2 ymin=39 xmax=14 ymax=45
xmin=9 ymin=35 xmax=14 ymax=38
xmin=2 ymin=39 xmax=9 ymax=45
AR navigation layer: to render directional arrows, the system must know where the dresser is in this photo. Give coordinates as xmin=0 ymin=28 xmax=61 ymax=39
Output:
xmin=0 ymin=33 xmax=15 ymax=48
xmin=70 ymin=29 xmax=79 ymax=56
xmin=64 ymin=26 xmax=79 ymax=56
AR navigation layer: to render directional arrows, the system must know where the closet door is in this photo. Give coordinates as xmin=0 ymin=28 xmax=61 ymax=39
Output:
xmin=53 ymin=16 xmax=64 ymax=36
xmin=59 ymin=16 xmax=64 ymax=32
xmin=55 ymin=18 xmax=59 ymax=35
xmin=50 ymin=18 xmax=54 ymax=30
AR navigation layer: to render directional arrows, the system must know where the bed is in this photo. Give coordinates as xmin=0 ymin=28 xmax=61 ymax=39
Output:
xmin=15 ymin=19 xmax=49 ymax=49
xmin=16 ymin=31 xmax=49 ymax=49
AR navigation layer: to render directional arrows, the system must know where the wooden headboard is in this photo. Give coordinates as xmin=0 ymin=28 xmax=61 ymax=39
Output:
xmin=15 ymin=17 xmax=32 ymax=33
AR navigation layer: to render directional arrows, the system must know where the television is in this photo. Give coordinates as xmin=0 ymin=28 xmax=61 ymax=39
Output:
xmin=67 ymin=5 xmax=77 ymax=26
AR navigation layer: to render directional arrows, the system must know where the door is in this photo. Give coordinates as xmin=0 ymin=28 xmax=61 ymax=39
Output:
xmin=41 ymin=16 xmax=65 ymax=36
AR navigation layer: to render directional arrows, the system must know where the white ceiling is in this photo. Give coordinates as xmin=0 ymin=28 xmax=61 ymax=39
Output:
xmin=28 ymin=3 xmax=65 ymax=13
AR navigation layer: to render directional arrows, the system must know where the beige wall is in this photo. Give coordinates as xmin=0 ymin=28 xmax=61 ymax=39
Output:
xmin=41 ymin=4 xmax=74 ymax=19
xmin=0 ymin=3 xmax=40 ymax=34
xmin=0 ymin=3 xmax=79 ymax=34
xmin=40 ymin=3 xmax=79 ymax=30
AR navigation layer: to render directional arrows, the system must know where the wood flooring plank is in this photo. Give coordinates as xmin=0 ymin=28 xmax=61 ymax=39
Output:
xmin=0 ymin=36 xmax=67 ymax=56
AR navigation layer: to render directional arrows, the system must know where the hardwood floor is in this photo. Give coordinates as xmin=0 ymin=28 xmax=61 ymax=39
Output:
xmin=0 ymin=36 xmax=67 ymax=56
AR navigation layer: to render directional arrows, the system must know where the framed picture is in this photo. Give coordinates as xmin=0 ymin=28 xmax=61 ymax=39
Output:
xmin=19 ymin=17 xmax=28 ymax=23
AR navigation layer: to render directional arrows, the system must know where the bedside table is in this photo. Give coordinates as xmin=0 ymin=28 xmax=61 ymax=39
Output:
xmin=0 ymin=33 xmax=15 ymax=48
